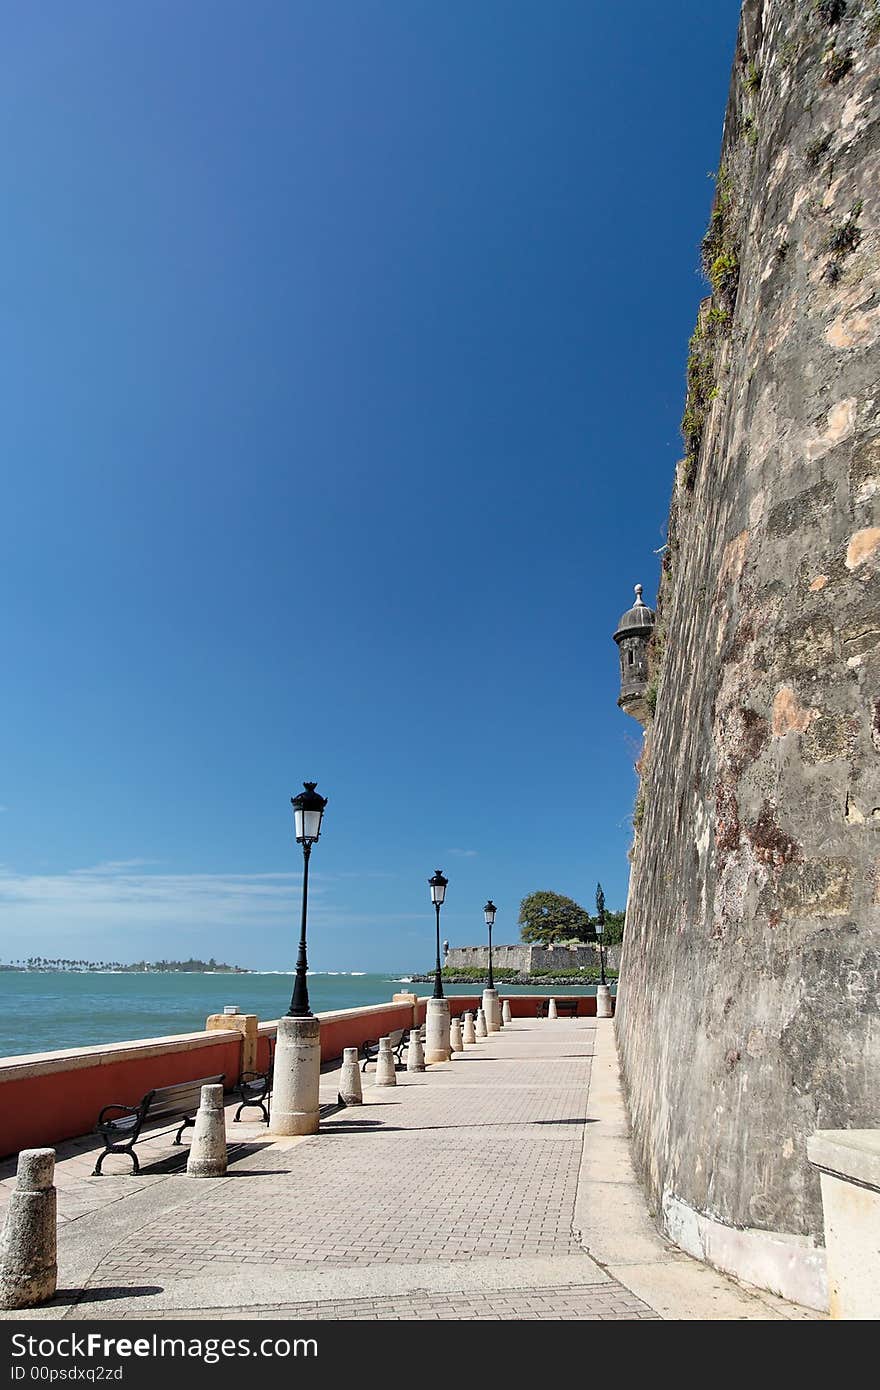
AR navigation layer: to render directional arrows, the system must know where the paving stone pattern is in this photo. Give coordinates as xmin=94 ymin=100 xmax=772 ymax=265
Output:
xmin=93 ymin=1028 xmax=592 ymax=1283
xmin=95 ymin=1284 xmax=660 ymax=1321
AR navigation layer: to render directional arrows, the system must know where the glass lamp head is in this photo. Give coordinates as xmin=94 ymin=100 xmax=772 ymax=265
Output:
xmin=291 ymin=782 xmax=328 ymax=844
xmin=428 ymin=868 xmax=448 ymax=905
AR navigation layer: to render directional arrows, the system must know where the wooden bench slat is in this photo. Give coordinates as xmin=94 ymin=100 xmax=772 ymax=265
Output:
xmin=150 ymin=1075 xmax=224 ymax=1102
xmin=147 ymin=1075 xmax=224 ymax=1117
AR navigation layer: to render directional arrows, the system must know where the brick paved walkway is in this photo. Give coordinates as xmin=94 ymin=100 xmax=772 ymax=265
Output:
xmin=0 ymin=1018 xmax=822 ymax=1320
xmin=89 ymin=1021 xmax=604 ymax=1291
xmin=95 ymin=1284 xmax=658 ymax=1321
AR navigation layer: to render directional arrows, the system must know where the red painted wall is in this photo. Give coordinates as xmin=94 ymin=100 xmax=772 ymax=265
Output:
xmin=0 ymin=1035 xmax=242 ymax=1159
xmin=442 ymin=994 xmax=610 ymax=1018
xmin=502 ymin=994 xmax=608 ymax=1018
xmin=254 ymin=1001 xmax=425 ymax=1071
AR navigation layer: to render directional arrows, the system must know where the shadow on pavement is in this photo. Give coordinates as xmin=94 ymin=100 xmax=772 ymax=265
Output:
xmin=52 ymin=1286 xmax=163 ymax=1306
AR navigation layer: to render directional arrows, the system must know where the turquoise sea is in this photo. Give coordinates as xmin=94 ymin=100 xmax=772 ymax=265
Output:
xmin=0 ymin=972 xmax=610 ymax=1058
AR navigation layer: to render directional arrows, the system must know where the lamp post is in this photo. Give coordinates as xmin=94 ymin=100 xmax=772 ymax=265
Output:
xmin=595 ymin=882 xmax=613 ymax=1019
xmin=484 ymin=901 xmax=496 ymax=989
xmin=428 ymin=869 xmax=447 ymax=998
xmin=270 ymin=781 xmax=328 ymax=1136
xmin=482 ymin=900 xmax=500 ymax=1032
xmin=425 ymin=869 xmax=452 ymax=1063
xmin=287 ymin=782 xmax=328 ymax=1018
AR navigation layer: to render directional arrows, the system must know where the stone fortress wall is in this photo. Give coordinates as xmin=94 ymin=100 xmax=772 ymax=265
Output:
xmin=615 ymin=0 xmax=879 ymax=1309
xmin=446 ymin=943 xmax=620 ymax=973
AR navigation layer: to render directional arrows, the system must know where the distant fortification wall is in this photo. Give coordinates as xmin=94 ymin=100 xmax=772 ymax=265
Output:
xmin=616 ymin=0 xmax=879 ymax=1309
xmin=446 ymin=943 xmax=620 ymax=973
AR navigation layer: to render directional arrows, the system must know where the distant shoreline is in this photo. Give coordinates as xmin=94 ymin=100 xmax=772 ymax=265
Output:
xmin=0 ymin=962 xmax=251 ymax=975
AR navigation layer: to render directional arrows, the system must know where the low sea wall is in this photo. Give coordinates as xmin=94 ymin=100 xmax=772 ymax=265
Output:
xmin=251 ymin=1000 xmax=425 ymax=1073
xmin=0 ymin=998 xmax=424 ymax=1158
xmin=0 ymin=992 xmax=608 ymax=1157
xmin=0 ymin=1029 xmax=244 ymax=1160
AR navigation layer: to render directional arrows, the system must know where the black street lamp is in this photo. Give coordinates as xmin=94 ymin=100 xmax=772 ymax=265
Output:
xmin=483 ymin=900 xmax=497 ymax=991
xmin=595 ymin=882 xmax=607 ymax=989
xmin=287 ymin=782 xmax=328 ymax=1018
xmin=428 ymin=869 xmax=448 ymax=1000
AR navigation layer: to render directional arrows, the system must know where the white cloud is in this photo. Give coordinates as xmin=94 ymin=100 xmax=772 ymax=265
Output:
xmin=0 ymin=862 xmax=423 ymax=935
xmin=0 ymin=862 xmax=306 ymax=932
xmin=447 ymin=848 xmax=478 ymax=858
xmin=0 ymin=861 xmax=429 ymax=968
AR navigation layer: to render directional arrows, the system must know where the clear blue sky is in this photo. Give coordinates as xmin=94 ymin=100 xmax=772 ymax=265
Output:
xmin=1 ymin=1 xmax=739 ymax=971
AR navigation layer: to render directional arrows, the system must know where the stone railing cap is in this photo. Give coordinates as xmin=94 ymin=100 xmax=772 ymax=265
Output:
xmin=807 ymin=1129 xmax=880 ymax=1191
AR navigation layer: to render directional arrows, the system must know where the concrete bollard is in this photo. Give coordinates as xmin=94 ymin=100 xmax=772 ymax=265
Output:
xmin=482 ymin=987 xmax=500 ymax=1033
xmin=502 ymin=999 xmax=512 ymax=1025
xmin=425 ymin=996 xmax=452 ymax=1064
xmin=462 ymin=1011 xmax=476 ymax=1044
xmin=450 ymin=1017 xmax=463 ymax=1052
xmin=475 ymin=1007 xmax=488 ymax=1038
xmin=270 ymin=1014 xmax=321 ymax=1136
xmin=548 ymin=998 xmax=558 ymax=1019
xmin=187 ymin=1084 xmax=228 ymax=1177
xmin=374 ymin=1036 xmax=397 ymax=1087
xmin=407 ymin=1028 xmax=426 ymax=1071
xmin=497 ymin=1000 xmax=505 ymax=1029
xmin=596 ymin=984 xmax=613 ymax=1019
xmin=0 ymin=1149 xmax=57 ymax=1310
xmin=339 ymin=1047 xmax=363 ymax=1105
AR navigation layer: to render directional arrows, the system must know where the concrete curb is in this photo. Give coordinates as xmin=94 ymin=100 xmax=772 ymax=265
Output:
xmin=573 ymin=1020 xmax=824 ymax=1320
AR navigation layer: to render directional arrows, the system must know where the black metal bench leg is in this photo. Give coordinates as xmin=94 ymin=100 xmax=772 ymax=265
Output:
xmin=173 ymin=1116 xmax=193 ymax=1146
xmin=93 ymin=1146 xmax=139 ymax=1177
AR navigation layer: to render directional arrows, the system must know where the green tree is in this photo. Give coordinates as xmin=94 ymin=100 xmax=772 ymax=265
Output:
xmin=601 ymin=910 xmax=626 ymax=945
xmin=518 ymin=891 xmax=592 ymax=945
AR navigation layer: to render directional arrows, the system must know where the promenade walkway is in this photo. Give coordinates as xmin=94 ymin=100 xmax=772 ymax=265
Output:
xmin=0 ymin=1019 xmax=821 ymax=1321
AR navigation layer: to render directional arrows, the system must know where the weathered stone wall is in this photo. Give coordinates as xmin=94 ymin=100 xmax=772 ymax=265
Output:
xmin=446 ymin=943 xmax=620 ymax=972
xmin=616 ymin=0 xmax=879 ymax=1299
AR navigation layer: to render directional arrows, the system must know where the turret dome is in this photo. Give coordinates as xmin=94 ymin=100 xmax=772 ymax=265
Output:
xmin=613 ymin=584 xmax=655 ymax=643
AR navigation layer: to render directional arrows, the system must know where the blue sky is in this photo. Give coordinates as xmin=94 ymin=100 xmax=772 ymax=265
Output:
xmin=1 ymin=1 xmax=739 ymax=971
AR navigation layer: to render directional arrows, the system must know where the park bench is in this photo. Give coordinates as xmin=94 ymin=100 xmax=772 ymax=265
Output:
xmin=234 ymin=1038 xmax=274 ymax=1125
xmin=536 ymin=999 xmax=580 ymax=1018
xmin=360 ymin=1026 xmax=425 ymax=1071
xmin=360 ymin=1028 xmax=406 ymax=1071
xmin=92 ymin=1073 xmax=225 ymax=1175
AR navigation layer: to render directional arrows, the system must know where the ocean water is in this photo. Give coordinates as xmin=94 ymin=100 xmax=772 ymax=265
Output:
xmin=0 ymin=972 xmax=609 ymax=1058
